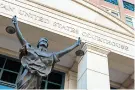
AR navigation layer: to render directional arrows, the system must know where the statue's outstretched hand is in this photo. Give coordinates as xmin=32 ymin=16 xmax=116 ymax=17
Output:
xmin=12 ymin=15 xmax=18 ymax=25
xmin=76 ymin=37 xmax=81 ymax=46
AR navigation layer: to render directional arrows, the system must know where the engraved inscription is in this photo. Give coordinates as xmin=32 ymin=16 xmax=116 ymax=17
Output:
xmin=0 ymin=0 xmax=131 ymax=52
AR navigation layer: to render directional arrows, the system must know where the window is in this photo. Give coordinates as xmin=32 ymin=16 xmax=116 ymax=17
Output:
xmin=0 ymin=54 xmax=65 ymax=89
xmin=126 ymin=16 xmax=133 ymax=27
xmin=110 ymin=11 xmax=120 ymax=17
xmin=0 ymin=55 xmax=21 ymax=88
xmin=40 ymin=70 xmax=65 ymax=89
xmin=104 ymin=0 xmax=118 ymax=5
xmin=123 ymin=1 xmax=134 ymax=11
xmin=102 ymin=6 xmax=120 ymax=18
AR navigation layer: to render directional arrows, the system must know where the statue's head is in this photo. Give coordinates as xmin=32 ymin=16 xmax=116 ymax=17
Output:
xmin=37 ymin=38 xmax=48 ymax=50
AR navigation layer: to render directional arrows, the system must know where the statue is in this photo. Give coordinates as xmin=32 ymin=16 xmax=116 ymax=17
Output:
xmin=6 ymin=16 xmax=83 ymax=89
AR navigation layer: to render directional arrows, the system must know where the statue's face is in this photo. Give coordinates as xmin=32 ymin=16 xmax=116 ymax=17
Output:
xmin=38 ymin=42 xmax=48 ymax=51
xmin=37 ymin=38 xmax=48 ymax=51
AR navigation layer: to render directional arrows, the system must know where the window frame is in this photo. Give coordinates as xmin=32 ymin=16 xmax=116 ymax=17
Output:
xmin=0 ymin=55 xmax=21 ymax=88
xmin=40 ymin=70 xmax=65 ymax=89
xmin=101 ymin=5 xmax=120 ymax=18
xmin=125 ymin=15 xmax=134 ymax=27
xmin=104 ymin=0 xmax=118 ymax=5
xmin=123 ymin=1 xmax=135 ymax=11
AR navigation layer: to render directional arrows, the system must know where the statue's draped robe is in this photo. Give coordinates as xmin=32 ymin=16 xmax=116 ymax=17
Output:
xmin=17 ymin=46 xmax=60 ymax=89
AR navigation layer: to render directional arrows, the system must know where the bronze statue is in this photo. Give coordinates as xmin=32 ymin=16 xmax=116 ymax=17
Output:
xmin=6 ymin=16 xmax=82 ymax=89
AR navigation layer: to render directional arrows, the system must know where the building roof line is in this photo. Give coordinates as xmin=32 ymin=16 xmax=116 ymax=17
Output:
xmin=27 ymin=0 xmax=134 ymax=37
xmin=77 ymin=0 xmax=134 ymax=35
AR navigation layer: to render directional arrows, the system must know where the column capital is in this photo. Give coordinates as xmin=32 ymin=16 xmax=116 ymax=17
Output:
xmin=82 ymin=43 xmax=110 ymax=56
xmin=76 ymin=43 xmax=110 ymax=63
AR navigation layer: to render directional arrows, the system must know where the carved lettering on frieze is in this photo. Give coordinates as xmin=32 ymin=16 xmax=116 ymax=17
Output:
xmin=82 ymin=32 xmax=129 ymax=51
xmin=0 ymin=3 xmax=15 ymax=12
xmin=0 ymin=0 xmax=131 ymax=52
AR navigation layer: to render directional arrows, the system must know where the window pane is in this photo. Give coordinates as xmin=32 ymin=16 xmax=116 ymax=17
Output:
xmin=123 ymin=1 xmax=134 ymax=11
xmin=111 ymin=11 xmax=119 ymax=17
xmin=0 ymin=57 xmax=6 ymax=68
xmin=4 ymin=59 xmax=21 ymax=72
xmin=48 ymin=72 xmax=62 ymax=84
xmin=126 ymin=17 xmax=132 ymax=21
xmin=40 ymin=81 xmax=46 ymax=89
xmin=1 ymin=71 xmax=17 ymax=83
xmin=126 ymin=17 xmax=133 ymax=27
xmin=104 ymin=0 xmax=118 ymax=5
xmin=47 ymin=83 xmax=61 ymax=89
xmin=126 ymin=21 xmax=133 ymax=27
xmin=42 ymin=76 xmax=47 ymax=80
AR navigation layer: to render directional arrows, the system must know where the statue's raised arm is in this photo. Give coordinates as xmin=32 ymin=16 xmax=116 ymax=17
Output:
xmin=11 ymin=16 xmax=30 ymax=58
xmin=55 ymin=37 xmax=81 ymax=59
xmin=12 ymin=16 xmax=28 ymax=46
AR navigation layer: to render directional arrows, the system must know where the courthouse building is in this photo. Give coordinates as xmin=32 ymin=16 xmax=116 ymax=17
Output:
xmin=0 ymin=0 xmax=134 ymax=89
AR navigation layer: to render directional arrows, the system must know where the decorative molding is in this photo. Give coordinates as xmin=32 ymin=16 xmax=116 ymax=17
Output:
xmin=54 ymin=64 xmax=69 ymax=73
xmin=82 ymin=43 xmax=110 ymax=56
xmin=0 ymin=47 xmax=18 ymax=59
xmin=76 ymin=43 xmax=110 ymax=64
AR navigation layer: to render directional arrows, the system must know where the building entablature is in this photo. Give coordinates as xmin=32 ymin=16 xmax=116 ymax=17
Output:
xmin=0 ymin=0 xmax=134 ymax=59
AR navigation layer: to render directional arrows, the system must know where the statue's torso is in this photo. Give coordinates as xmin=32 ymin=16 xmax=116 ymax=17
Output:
xmin=21 ymin=47 xmax=57 ymax=76
xmin=17 ymin=46 xmax=60 ymax=89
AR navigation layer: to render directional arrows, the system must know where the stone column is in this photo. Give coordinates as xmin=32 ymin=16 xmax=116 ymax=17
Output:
xmin=77 ymin=44 xmax=110 ymax=89
xmin=64 ymin=71 xmax=77 ymax=89
xmin=118 ymin=0 xmax=125 ymax=22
